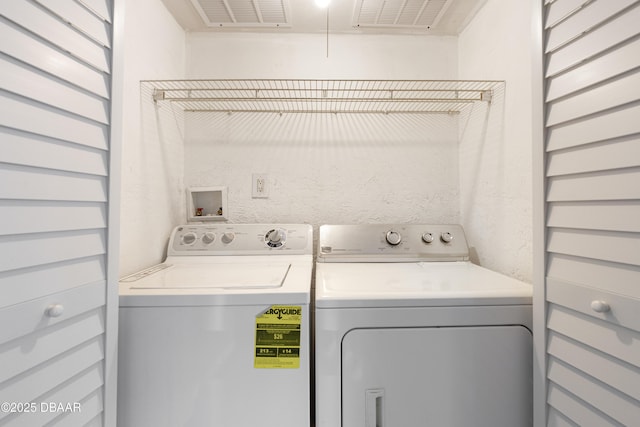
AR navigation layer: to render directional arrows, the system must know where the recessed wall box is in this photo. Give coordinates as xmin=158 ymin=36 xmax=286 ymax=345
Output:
xmin=187 ymin=186 xmax=228 ymax=221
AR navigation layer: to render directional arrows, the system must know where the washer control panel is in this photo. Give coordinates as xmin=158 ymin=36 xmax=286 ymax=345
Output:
xmin=168 ymin=224 xmax=313 ymax=256
xmin=318 ymin=224 xmax=469 ymax=262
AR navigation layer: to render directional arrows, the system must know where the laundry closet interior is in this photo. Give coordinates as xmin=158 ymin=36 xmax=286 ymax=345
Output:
xmin=119 ymin=0 xmax=535 ymax=285
xmin=119 ymin=0 xmax=537 ymax=425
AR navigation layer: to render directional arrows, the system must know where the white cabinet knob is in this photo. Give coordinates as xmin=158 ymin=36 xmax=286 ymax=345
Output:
xmin=590 ymin=300 xmax=610 ymax=313
xmin=46 ymin=304 xmax=65 ymax=318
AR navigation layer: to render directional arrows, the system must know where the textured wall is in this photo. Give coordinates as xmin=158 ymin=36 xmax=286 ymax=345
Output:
xmin=458 ymin=0 xmax=534 ymax=282
xmin=118 ymin=0 xmax=186 ymax=276
xmin=185 ymin=112 xmax=460 ymax=229
xmin=184 ymin=33 xmax=462 ymax=237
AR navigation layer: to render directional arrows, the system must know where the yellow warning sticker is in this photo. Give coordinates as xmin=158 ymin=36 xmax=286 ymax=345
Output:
xmin=255 ymin=305 xmax=302 ymax=369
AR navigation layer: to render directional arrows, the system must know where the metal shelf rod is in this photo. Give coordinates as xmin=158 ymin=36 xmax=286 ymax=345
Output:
xmin=168 ymin=97 xmax=479 ymax=102
xmin=154 ymin=88 xmax=490 ymax=94
xmin=183 ymin=109 xmax=462 ymax=114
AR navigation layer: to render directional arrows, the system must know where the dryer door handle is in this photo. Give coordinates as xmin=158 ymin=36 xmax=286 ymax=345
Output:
xmin=365 ymin=388 xmax=385 ymax=427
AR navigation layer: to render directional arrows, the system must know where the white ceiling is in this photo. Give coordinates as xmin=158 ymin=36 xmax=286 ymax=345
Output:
xmin=161 ymin=0 xmax=487 ymax=35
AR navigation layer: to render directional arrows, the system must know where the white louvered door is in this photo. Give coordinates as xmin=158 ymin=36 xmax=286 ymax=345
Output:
xmin=0 ymin=1 xmax=118 ymax=426
xmin=541 ymin=0 xmax=640 ymax=425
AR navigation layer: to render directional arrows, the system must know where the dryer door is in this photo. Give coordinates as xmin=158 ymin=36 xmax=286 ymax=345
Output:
xmin=342 ymin=326 xmax=532 ymax=427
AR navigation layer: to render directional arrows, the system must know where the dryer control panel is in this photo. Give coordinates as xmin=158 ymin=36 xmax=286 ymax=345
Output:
xmin=168 ymin=224 xmax=313 ymax=256
xmin=317 ymin=224 xmax=469 ymax=262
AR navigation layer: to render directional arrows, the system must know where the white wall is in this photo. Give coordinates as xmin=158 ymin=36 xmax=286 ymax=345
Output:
xmin=187 ymin=32 xmax=457 ymax=79
xmin=119 ymin=0 xmax=186 ymax=276
xmin=184 ymin=33 xmax=461 ymax=230
xmin=186 ymin=112 xmax=459 ymax=226
xmin=458 ymin=0 xmax=534 ymax=282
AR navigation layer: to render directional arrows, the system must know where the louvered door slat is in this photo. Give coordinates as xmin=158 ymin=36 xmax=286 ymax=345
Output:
xmin=0 ymin=127 xmax=108 ymax=176
xmin=36 ymin=0 xmax=111 ymax=47
xmin=0 ymin=20 xmax=110 ymax=97
xmin=547 ymin=383 xmax=620 ymax=427
xmin=546 ymin=3 xmax=640 ymax=76
xmin=546 ymin=38 xmax=640 ymax=102
xmin=0 ymin=338 xmax=104 ymax=410
xmin=0 ymin=55 xmax=110 ymax=124
xmin=547 ymin=332 xmax=640 ymax=401
xmin=546 ymin=137 xmax=640 ymax=176
xmin=0 ymin=1 xmax=110 ymax=72
xmin=548 ymin=357 xmax=639 ymax=426
xmin=545 ymin=0 xmax=638 ymax=52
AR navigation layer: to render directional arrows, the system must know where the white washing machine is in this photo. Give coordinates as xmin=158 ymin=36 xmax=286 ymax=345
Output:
xmin=315 ymin=224 xmax=533 ymax=427
xmin=118 ymin=224 xmax=312 ymax=427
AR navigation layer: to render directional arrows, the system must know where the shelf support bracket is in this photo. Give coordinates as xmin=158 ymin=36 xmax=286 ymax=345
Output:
xmin=481 ymin=90 xmax=493 ymax=104
xmin=152 ymin=89 xmax=165 ymax=103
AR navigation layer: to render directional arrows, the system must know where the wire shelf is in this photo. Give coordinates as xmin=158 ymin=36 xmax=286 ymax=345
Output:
xmin=143 ymin=79 xmax=504 ymax=114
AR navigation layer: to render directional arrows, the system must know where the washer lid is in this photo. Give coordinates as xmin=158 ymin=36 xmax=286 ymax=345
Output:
xmin=119 ymin=257 xmax=312 ymax=306
xmin=122 ymin=262 xmax=291 ymax=289
xmin=315 ymin=261 xmax=532 ymax=308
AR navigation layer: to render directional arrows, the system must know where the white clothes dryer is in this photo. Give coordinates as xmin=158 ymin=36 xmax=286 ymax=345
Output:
xmin=315 ymin=224 xmax=533 ymax=427
xmin=118 ymin=224 xmax=312 ymax=427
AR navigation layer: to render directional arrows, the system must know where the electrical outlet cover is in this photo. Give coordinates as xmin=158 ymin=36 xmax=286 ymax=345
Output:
xmin=252 ymin=173 xmax=269 ymax=198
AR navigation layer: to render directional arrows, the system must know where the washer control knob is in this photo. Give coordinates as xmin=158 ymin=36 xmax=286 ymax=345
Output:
xmin=440 ymin=232 xmax=454 ymax=244
xmin=422 ymin=232 xmax=434 ymax=244
xmin=202 ymin=232 xmax=216 ymax=244
xmin=221 ymin=232 xmax=235 ymax=244
xmin=265 ymin=229 xmax=286 ymax=248
xmin=268 ymin=229 xmax=282 ymax=243
xmin=386 ymin=231 xmax=402 ymax=246
xmin=182 ymin=232 xmax=198 ymax=245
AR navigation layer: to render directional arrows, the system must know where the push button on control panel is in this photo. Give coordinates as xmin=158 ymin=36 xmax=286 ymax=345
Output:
xmin=422 ymin=232 xmax=434 ymax=244
xmin=440 ymin=232 xmax=454 ymax=243
xmin=385 ymin=231 xmax=402 ymax=246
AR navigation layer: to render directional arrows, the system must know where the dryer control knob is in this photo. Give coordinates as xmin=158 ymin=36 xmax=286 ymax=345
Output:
xmin=440 ymin=232 xmax=454 ymax=244
xmin=422 ymin=232 xmax=434 ymax=244
xmin=221 ymin=232 xmax=235 ymax=244
xmin=182 ymin=232 xmax=198 ymax=245
xmin=202 ymin=232 xmax=216 ymax=244
xmin=386 ymin=231 xmax=402 ymax=246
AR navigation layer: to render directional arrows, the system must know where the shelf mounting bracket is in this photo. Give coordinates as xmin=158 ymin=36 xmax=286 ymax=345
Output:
xmin=481 ymin=90 xmax=493 ymax=104
xmin=152 ymin=89 xmax=165 ymax=103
